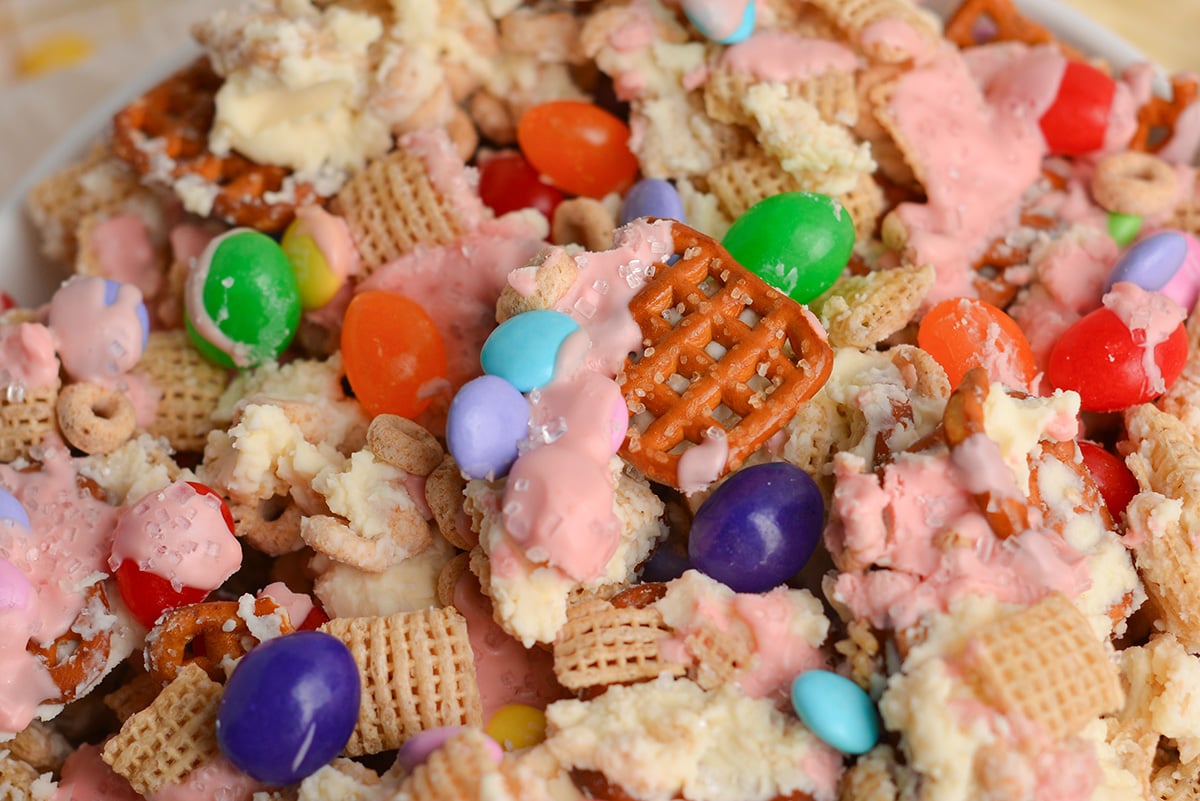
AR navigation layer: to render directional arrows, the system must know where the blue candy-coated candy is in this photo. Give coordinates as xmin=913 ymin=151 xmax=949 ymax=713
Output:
xmin=640 ymin=543 xmax=690 ymax=583
xmin=217 ymin=631 xmax=360 ymax=785
xmin=0 ymin=488 xmax=30 ymax=530
xmin=480 ymin=310 xmax=581 ymax=393
xmin=102 ymin=279 xmax=149 ymax=349
xmin=688 ymin=462 xmax=823 ymax=593
xmin=1107 ymin=212 xmax=1142 ymax=247
xmin=684 ymin=0 xmax=756 ymax=44
xmin=1105 ymin=231 xmax=1188 ymax=293
xmin=447 ymin=375 xmax=531 ymax=480
xmin=791 ymin=669 xmax=880 ymax=755
xmin=619 ymin=179 xmax=686 ymax=226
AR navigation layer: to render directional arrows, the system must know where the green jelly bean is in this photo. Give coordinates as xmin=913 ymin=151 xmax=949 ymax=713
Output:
xmin=186 ymin=230 xmax=302 ymax=369
xmin=722 ymin=191 xmax=855 ymax=304
xmin=1107 ymin=211 xmax=1142 ymax=247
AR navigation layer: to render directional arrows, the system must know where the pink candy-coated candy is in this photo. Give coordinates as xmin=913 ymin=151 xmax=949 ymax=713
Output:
xmin=610 ymin=395 xmax=629 ymax=454
xmin=395 ymin=727 xmax=503 ymax=773
xmin=1157 ymin=233 xmax=1200 ymax=312
xmin=0 ymin=557 xmax=32 ymax=611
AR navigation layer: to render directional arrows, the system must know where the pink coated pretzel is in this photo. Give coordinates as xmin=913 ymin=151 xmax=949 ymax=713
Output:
xmin=619 ymin=221 xmax=834 ymax=488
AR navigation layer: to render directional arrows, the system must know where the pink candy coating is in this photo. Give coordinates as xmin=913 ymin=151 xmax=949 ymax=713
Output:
xmin=1157 ymin=233 xmax=1200 ymax=313
xmin=0 ymin=556 xmax=32 ymax=611
xmin=610 ymin=394 xmax=630 ymax=454
xmin=395 ymin=727 xmax=503 ymax=773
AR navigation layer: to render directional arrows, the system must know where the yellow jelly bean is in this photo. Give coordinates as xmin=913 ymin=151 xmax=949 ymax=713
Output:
xmin=281 ymin=219 xmax=343 ymax=310
xmin=484 ymin=704 xmax=547 ymax=751
xmin=18 ymin=32 xmax=93 ymax=77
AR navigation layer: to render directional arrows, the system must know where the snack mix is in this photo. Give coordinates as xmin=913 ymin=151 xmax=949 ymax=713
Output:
xmin=7 ymin=0 xmax=1200 ymax=799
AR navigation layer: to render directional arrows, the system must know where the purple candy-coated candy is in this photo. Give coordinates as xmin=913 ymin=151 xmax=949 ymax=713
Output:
xmin=1105 ymin=231 xmax=1188 ymax=294
xmin=619 ymin=178 xmax=686 ymax=226
xmin=102 ymin=279 xmax=150 ymax=349
xmin=217 ymin=631 xmax=360 ymax=785
xmin=1158 ymin=233 xmax=1200 ymax=312
xmin=0 ymin=557 xmax=32 ymax=611
xmin=0 ymin=488 xmax=30 ymax=530
xmin=447 ymin=375 xmax=530 ymax=480
xmin=396 ymin=726 xmax=503 ymax=773
xmin=688 ymin=462 xmax=823 ymax=593
xmin=641 ymin=543 xmax=690 ymax=583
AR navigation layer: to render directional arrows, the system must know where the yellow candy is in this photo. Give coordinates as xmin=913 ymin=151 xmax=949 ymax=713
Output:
xmin=484 ymin=704 xmax=547 ymax=751
xmin=281 ymin=219 xmax=343 ymax=310
xmin=18 ymin=32 xmax=93 ymax=77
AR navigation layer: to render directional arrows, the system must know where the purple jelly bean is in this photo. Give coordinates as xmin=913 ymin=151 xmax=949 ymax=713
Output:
xmin=1105 ymin=231 xmax=1188 ymax=293
xmin=447 ymin=375 xmax=530 ymax=480
xmin=396 ymin=727 xmax=503 ymax=773
xmin=0 ymin=557 xmax=32 ymax=611
xmin=619 ymin=179 xmax=686 ymax=226
xmin=0 ymin=488 xmax=30 ymax=530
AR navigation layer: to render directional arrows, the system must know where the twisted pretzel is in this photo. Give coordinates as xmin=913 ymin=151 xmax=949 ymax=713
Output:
xmin=144 ymin=596 xmax=294 ymax=684
xmin=27 ymin=584 xmax=114 ymax=704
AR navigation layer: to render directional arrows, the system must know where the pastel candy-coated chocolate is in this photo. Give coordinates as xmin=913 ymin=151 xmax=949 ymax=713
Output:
xmin=447 ymin=375 xmax=530 ymax=480
xmin=619 ymin=178 xmax=686 ymax=226
xmin=480 ymin=310 xmax=581 ymax=393
xmin=683 ymin=0 xmax=756 ymax=44
xmin=791 ymin=669 xmax=880 ymax=755
xmin=280 ymin=218 xmax=344 ymax=310
xmin=217 ymin=631 xmax=360 ymax=785
xmin=103 ymin=279 xmax=149 ymax=349
xmin=186 ymin=229 xmax=302 ymax=369
xmin=0 ymin=488 xmax=30 ymax=529
xmin=485 ymin=704 xmax=547 ymax=751
xmin=688 ymin=462 xmax=823 ymax=593
xmin=1158 ymin=233 xmax=1200 ymax=313
xmin=1105 ymin=231 xmax=1188 ymax=294
xmin=721 ymin=191 xmax=855 ymax=304
xmin=0 ymin=557 xmax=32 ymax=611
xmin=1107 ymin=211 xmax=1142 ymax=247
xmin=396 ymin=726 xmax=503 ymax=773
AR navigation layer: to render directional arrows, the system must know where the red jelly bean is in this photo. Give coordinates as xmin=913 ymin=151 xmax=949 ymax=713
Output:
xmin=341 ymin=290 xmax=448 ymax=419
xmin=1039 ymin=61 xmax=1115 ymax=156
xmin=917 ymin=297 xmax=1038 ymax=391
xmin=1077 ymin=440 xmax=1140 ymax=519
xmin=517 ymin=101 xmax=638 ymax=198
xmin=115 ymin=560 xmax=209 ymax=629
xmin=1047 ymin=307 xmax=1187 ymax=412
xmin=479 ymin=152 xmax=564 ymax=219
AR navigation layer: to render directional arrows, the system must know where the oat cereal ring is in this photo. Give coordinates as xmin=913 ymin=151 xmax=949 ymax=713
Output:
xmin=551 ymin=197 xmax=616 ymax=252
xmin=300 ymin=512 xmax=434 ymax=573
xmin=425 ymin=455 xmax=476 ymax=551
xmin=367 ymin=414 xmax=444 ymax=477
xmin=144 ymin=596 xmax=293 ymax=685
xmin=436 ymin=551 xmax=473 ymax=608
xmin=27 ymin=584 xmax=114 ymax=704
xmin=1091 ymin=151 xmax=1179 ymax=217
xmin=229 ymin=496 xmax=305 ymax=556
xmin=446 ymin=107 xmax=480 ymax=164
xmin=55 ymin=381 xmax=137 ymax=455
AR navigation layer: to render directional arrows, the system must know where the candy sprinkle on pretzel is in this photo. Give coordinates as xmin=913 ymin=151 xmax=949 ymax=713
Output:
xmin=110 ymin=58 xmax=319 ymax=233
xmin=619 ymin=221 xmax=834 ymax=489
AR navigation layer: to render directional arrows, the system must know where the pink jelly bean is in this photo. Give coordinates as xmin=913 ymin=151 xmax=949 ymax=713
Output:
xmin=395 ymin=727 xmax=503 ymax=773
xmin=0 ymin=557 xmax=32 ymax=611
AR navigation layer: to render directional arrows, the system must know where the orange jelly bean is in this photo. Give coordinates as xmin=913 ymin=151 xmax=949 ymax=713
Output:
xmin=517 ymin=101 xmax=639 ymax=199
xmin=917 ymin=297 xmax=1038 ymax=391
xmin=340 ymin=290 xmax=447 ymax=419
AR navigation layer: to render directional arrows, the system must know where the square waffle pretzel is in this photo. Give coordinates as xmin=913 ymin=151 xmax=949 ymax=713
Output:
xmin=552 ymin=598 xmax=685 ymax=691
xmin=101 ymin=663 xmax=222 ymax=796
xmin=320 ymin=607 xmax=483 ymax=756
xmin=965 ymin=593 xmax=1124 ymax=741
xmin=619 ymin=222 xmax=833 ymax=488
xmin=0 ymin=379 xmax=60 ymax=463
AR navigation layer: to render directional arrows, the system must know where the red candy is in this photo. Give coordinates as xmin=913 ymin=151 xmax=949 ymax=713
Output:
xmin=1047 ymin=307 xmax=1187 ymax=412
xmin=115 ymin=560 xmax=209 ymax=629
xmin=341 ymin=290 xmax=448 ymax=419
xmin=1077 ymin=440 xmax=1140 ymax=519
xmin=479 ymin=152 xmax=564 ymax=220
xmin=1039 ymin=61 xmax=1115 ymax=156
xmin=917 ymin=297 xmax=1038 ymax=391
xmin=517 ymin=101 xmax=639 ymax=198
xmin=187 ymin=480 xmax=236 ymax=533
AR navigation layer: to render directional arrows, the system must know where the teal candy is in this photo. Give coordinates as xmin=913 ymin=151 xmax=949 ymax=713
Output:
xmin=480 ymin=310 xmax=581 ymax=392
xmin=722 ymin=192 xmax=855 ymax=304
xmin=185 ymin=230 xmax=301 ymax=369
xmin=790 ymin=669 xmax=880 ymax=755
xmin=685 ymin=1 xmax=756 ymax=45
xmin=1107 ymin=211 xmax=1143 ymax=247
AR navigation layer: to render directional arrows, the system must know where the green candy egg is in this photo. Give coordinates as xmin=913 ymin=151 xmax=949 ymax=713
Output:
xmin=185 ymin=229 xmax=302 ymax=369
xmin=722 ymin=191 xmax=855 ymax=304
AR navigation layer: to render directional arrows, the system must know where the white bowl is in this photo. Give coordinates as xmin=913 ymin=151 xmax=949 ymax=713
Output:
xmin=0 ymin=3 xmax=1154 ymax=308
